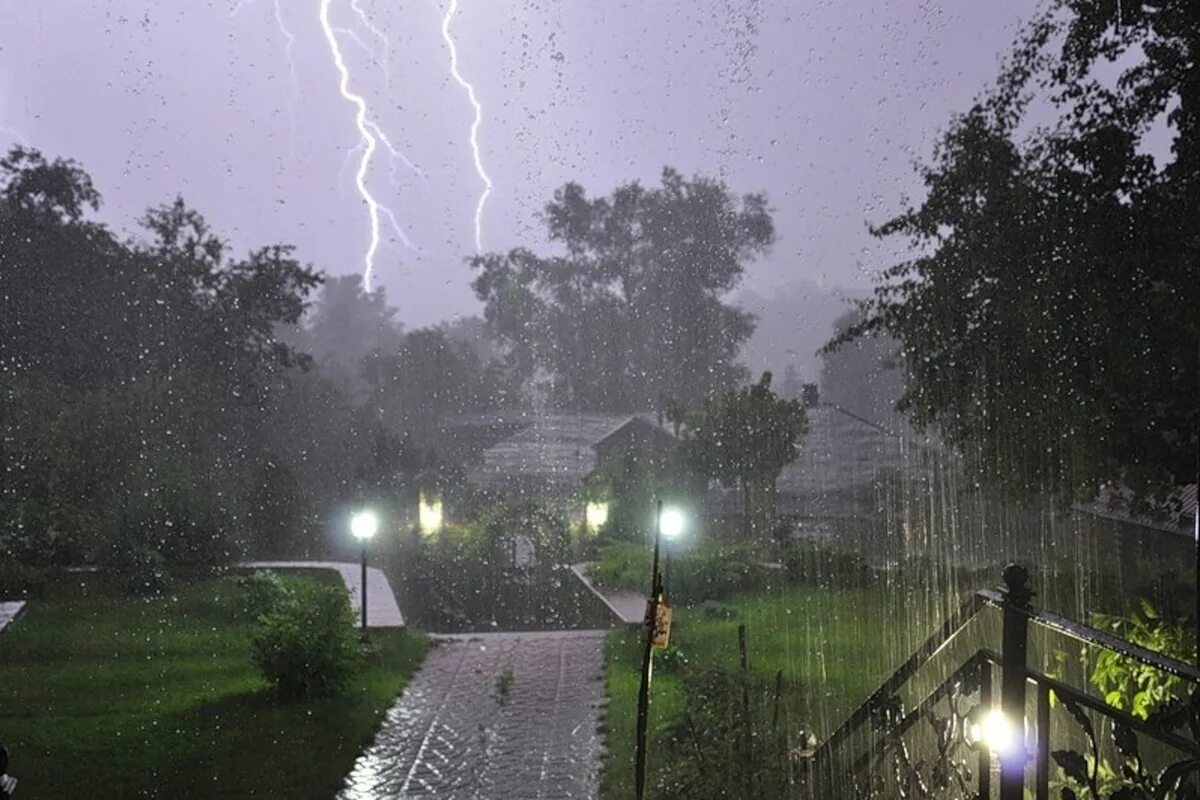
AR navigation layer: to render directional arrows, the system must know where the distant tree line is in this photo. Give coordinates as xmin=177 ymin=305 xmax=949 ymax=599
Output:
xmin=0 ymin=147 xmax=515 ymax=571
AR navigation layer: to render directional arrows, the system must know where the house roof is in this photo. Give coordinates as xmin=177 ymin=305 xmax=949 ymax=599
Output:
xmin=705 ymin=404 xmax=939 ymax=517
xmin=1075 ymin=483 xmax=1198 ymax=536
xmin=468 ymin=411 xmax=659 ymax=492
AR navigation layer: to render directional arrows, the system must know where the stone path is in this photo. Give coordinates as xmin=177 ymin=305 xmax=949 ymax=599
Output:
xmin=242 ymin=561 xmax=405 ymax=629
xmin=340 ymin=630 xmax=608 ymax=799
xmin=0 ymin=601 xmax=26 ymax=635
xmin=570 ymin=563 xmax=645 ymax=625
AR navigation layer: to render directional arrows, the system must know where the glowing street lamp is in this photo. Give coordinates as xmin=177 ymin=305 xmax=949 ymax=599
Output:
xmin=350 ymin=509 xmax=379 ymax=633
xmin=659 ymin=506 xmax=686 ymax=540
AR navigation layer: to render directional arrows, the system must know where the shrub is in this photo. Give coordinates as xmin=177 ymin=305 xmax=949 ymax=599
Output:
xmin=236 ymin=570 xmax=292 ymax=619
xmin=1090 ymin=599 xmax=1194 ymax=719
xmin=251 ymin=580 xmax=361 ymax=700
xmin=0 ymin=561 xmax=47 ymax=599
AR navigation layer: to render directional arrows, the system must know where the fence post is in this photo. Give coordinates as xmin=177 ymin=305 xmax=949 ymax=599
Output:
xmin=999 ymin=563 xmax=1032 ymax=800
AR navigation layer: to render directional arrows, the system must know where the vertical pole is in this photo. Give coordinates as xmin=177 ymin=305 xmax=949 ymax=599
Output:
xmin=361 ymin=543 xmax=368 ymax=633
xmin=635 ymin=499 xmax=664 ymax=800
xmin=1036 ymin=684 xmax=1051 ymax=800
xmin=999 ymin=563 xmax=1032 ymax=800
xmin=739 ymin=624 xmax=755 ymax=794
xmin=978 ymin=659 xmax=992 ymax=798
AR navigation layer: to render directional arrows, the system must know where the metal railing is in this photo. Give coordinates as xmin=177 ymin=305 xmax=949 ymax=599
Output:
xmin=805 ymin=565 xmax=1200 ymax=799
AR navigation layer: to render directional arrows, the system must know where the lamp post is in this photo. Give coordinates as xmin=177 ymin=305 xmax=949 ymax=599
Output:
xmin=634 ymin=499 xmax=665 ymax=800
xmin=659 ymin=505 xmax=686 ymax=596
xmin=350 ymin=509 xmax=379 ymax=634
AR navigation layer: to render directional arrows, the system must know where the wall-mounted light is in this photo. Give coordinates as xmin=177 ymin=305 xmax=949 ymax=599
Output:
xmin=418 ymin=491 xmax=443 ymax=537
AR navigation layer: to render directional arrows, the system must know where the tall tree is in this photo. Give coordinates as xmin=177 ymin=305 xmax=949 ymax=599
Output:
xmin=289 ymin=274 xmax=403 ymax=398
xmin=470 ymin=167 xmax=774 ymax=411
xmin=0 ymin=146 xmax=324 ymax=566
xmin=683 ymin=372 xmax=808 ymax=538
xmin=833 ymin=4 xmax=1200 ymax=504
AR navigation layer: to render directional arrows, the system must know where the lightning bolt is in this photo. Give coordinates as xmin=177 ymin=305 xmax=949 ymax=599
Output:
xmin=350 ymin=0 xmax=391 ymax=84
xmin=319 ymin=0 xmax=417 ymax=292
xmin=441 ymin=0 xmax=492 ymax=253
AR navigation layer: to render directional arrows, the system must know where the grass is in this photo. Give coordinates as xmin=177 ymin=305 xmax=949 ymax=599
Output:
xmin=600 ymin=584 xmax=935 ymax=798
xmin=0 ymin=572 xmax=429 ymax=798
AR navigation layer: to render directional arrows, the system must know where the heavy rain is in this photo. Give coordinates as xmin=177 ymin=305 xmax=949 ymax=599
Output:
xmin=1 ymin=1 xmax=1198 ymax=798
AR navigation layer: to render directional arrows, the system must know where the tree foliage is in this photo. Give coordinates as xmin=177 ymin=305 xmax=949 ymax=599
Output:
xmin=470 ymin=167 xmax=774 ymax=411
xmin=0 ymin=146 xmax=325 ymax=566
xmin=835 ymin=3 xmax=1200 ymax=501
xmin=682 ymin=372 xmax=808 ymax=537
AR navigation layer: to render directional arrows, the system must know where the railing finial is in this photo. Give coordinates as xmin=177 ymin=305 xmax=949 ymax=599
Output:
xmin=1001 ymin=563 xmax=1032 ymax=607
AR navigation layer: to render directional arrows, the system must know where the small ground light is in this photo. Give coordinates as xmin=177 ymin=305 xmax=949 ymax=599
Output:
xmin=968 ymin=708 xmax=1017 ymax=756
xmin=659 ymin=506 xmax=685 ymax=540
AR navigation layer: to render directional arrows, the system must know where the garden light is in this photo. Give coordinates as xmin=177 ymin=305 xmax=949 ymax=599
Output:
xmin=586 ymin=501 xmax=609 ymax=532
xmin=968 ymin=708 xmax=1017 ymax=756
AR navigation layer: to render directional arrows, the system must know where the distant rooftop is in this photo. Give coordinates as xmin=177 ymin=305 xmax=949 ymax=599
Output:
xmin=1075 ymin=483 xmax=1198 ymax=536
xmin=707 ymin=404 xmax=938 ymax=517
xmin=467 ymin=411 xmax=664 ymax=492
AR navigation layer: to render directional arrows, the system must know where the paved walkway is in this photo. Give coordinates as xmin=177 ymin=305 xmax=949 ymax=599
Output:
xmin=242 ymin=561 xmax=405 ymax=629
xmin=0 ymin=601 xmax=26 ymax=634
xmin=339 ymin=630 xmax=608 ymax=799
xmin=570 ymin=563 xmax=645 ymax=625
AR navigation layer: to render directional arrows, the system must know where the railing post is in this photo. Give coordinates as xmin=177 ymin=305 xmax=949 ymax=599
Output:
xmin=999 ymin=563 xmax=1033 ymax=800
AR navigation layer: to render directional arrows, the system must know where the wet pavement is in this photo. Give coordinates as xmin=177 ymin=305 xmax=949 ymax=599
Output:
xmin=340 ymin=630 xmax=608 ymax=800
xmin=0 ymin=601 xmax=25 ymax=634
xmin=570 ymin=564 xmax=645 ymax=625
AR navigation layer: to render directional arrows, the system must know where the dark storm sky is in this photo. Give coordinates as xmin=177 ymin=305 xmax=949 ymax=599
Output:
xmin=0 ymin=0 xmax=1040 ymax=327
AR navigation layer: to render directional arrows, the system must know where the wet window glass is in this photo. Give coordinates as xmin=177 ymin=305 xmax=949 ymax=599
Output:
xmin=1 ymin=1 xmax=1197 ymax=797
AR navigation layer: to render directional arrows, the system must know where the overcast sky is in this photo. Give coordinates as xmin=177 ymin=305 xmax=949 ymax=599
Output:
xmin=0 ymin=0 xmax=1040 ymax=327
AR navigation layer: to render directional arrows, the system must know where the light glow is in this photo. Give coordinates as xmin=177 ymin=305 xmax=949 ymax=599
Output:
xmin=969 ymin=708 xmax=1017 ymax=755
xmin=350 ymin=509 xmax=380 ymax=541
xmin=659 ymin=506 xmax=686 ymax=540
xmin=419 ymin=492 xmax=443 ymax=537
xmin=585 ymin=501 xmax=609 ymax=532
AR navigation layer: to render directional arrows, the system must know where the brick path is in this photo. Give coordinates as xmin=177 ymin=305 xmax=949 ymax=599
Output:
xmin=339 ymin=630 xmax=608 ymax=799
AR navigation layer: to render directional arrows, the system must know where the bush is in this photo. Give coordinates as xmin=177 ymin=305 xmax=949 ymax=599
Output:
xmin=236 ymin=570 xmax=292 ymax=619
xmin=0 ymin=561 xmax=47 ymax=599
xmin=251 ymin=579 xmax=361 ymax=700
xmin=780 ymin=542 xmax=874 ymax=589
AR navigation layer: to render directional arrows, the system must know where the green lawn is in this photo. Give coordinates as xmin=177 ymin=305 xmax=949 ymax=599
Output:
xmin=601 ymin=584 xmax=936 ymax=798
xmin=0 ymin=573 xmax=428 ymax=798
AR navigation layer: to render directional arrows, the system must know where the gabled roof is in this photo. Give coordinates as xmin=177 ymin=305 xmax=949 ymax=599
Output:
xmin=468 ymin=411 xmax=650 ymax=491
xmin=592 ymin=414 xmax=677 ymax=451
